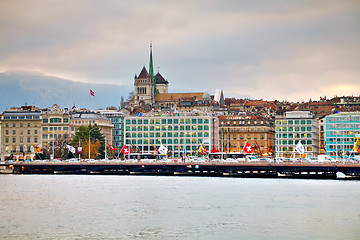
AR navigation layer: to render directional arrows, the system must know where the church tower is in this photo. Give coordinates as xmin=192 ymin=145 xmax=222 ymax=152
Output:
xmin=133 ymin=44 xmax=155 ymax=106
xmin=132 ymin=43 xmax=169 ymax=107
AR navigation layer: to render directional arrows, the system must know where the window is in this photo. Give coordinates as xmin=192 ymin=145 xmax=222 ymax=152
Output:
xmin=13 ymin=130 xmax=16 ymax=135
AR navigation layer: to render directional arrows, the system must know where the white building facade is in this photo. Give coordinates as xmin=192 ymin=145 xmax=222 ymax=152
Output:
xmin=275 ymin=111 xmax=319 ymax=158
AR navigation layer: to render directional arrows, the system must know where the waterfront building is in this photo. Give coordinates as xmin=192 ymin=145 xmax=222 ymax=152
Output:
xmin=318 ymin=116 xmax=326 ymax=154
xmin=98 ymin=110 xmax=125 ymax=148
xmin=218 ymin=115 xmax=275 ymax=155
xmin=275 ymin=111 xmax=319 ymax=158
xmin=70 ymin=111 xmax=114 ymax=145
xmin=0 ymin=114 xmax=2 ymax=160
xmin=324 ymin=112 xmax=360 ymax=159
xmin=124 ymin=113 xmax=219 ymax=158
xmin=41 ymin=104 xmax=71 ymax=159
xmin=1 ymin=106 xmax=42 ymax=161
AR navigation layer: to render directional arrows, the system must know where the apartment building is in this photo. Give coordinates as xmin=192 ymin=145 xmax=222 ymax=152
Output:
xmin=324 ymin=112 xmax=360 ymax=159
xmin=218 ymin=115 xmax=275 ymax=155
xmin=98 ymin=110 xmax=125 ymax=148
xmin=124 ymin=113 xmax=218 ymax=157
xmin=41 ymin=104 xmax=71 ymax=159
xmin=275 ymin=111 xmax=319 ymax=158
xmin=1 ymin=106 xmax=42 ymax=160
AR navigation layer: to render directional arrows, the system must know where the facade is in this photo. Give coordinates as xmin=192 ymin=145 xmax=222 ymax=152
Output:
xmin=41 ymin=104 xmax=71 ymax=158
xmin=275 ymin=111 xmax=319 ymax=158
xmin=318 ymin=116 xmax=326 ymax=154
xmin=98 ymin=110 xmax=125 ymax=148
xmin=218 ymin=115 xmax=275 ymax=155
xmin=154 ymin=92 xmax=212 ymax=111
xmin=70 ymin=112 xmax=114 ymax=145
xmin=324 ymin=112 xmax=360 ymax=159
xmin=1 ymin=106 xmax=42 ymax=161
xmin=124 ymin=114 xmax=219 ymax=158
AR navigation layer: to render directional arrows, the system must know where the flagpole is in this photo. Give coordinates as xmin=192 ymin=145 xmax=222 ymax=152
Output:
xmin=78 ymin=138 xmax=81 ymax=160
xmin=105 ymin=136 xmax=107 ymax=160
xmin=52 ymin=131 xmax=54 ymax=160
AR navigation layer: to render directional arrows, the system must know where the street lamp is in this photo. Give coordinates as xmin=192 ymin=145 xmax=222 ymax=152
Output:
xmin=89 ymin=127 xmax=96 ymax=160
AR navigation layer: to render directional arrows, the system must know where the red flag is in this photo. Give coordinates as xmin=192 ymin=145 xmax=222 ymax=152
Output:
xmin=255 ymin=141 xmax=263 ymax=156
xmin=151 ymin=143 xmax=160 ymax=153
xmin=121 ymin=145 xmax=130 ymax=154
xmin=90 ymin=89 xmax=95 ymax=97
xmin=210 ymin=146 xmax=220 ymax=153
xmin=107 ymin=143 xmax=118 ymax=151
xmin=243 ymin=142 xmax=253 ymax=154
xmin=34 ymin=146 xmax=42 ymax=153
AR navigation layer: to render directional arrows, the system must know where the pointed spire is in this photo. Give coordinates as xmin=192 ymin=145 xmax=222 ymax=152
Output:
xmin=149 ymin=41 xmax=156 ymax=96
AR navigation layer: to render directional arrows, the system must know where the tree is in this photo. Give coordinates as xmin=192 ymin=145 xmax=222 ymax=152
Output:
xmin=71 ymin=124 xmax=105 ymax=159
xmin=120 ymin=91 xmax=134 ymax=109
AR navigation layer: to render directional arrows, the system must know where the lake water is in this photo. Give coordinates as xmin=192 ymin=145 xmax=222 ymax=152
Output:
xmin=0 ymin=175 xmax=359 ymax=239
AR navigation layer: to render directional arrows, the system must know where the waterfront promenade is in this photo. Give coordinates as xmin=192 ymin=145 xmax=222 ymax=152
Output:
xmin=1 ymin=161 xmax=360 ymax=179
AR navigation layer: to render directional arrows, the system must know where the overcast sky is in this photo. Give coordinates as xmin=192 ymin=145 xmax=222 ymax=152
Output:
xmin=0 ymin=0 xmax=359 ymax=102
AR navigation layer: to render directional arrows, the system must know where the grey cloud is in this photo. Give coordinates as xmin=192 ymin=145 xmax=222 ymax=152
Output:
xmin=0 ymin=0 xmax=359 ymax=102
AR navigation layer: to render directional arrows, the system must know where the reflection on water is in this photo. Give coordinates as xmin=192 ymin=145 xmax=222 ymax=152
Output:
xmin=0 ymin=175 xmax=360 ymax=239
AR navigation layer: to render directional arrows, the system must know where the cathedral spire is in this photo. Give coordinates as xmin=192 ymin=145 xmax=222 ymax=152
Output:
xmin=149 ymin=42 xmax=156 ymax=96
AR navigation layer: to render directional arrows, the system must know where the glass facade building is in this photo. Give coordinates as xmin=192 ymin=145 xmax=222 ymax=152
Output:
xmin=124 ymin=115 xmax=218 ymax=158
xmin=100 ymin=111 xmax=124 ymax=148
xmin=275 ymin=111 xmax=319 ymax=158
xmin=325 ymin=112 xmax=360 ymax=159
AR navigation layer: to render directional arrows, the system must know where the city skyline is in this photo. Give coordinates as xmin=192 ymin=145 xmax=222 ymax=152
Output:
xmin=0 ymin=0 xmax=359 ymax=103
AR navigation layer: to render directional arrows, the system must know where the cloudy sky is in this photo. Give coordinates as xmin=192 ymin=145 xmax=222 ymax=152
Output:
xmin=0 ymin=0 xmax=359 ymax=102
